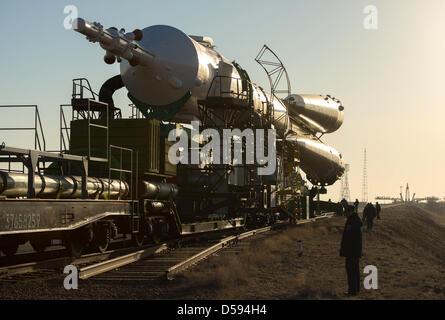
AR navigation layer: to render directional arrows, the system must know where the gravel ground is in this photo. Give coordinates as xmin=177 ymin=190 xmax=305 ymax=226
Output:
xmin=0 ymin=204 xmax=444 ymax=300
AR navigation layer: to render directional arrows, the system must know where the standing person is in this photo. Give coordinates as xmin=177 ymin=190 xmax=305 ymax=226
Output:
xmin=340 ymin=205 xmax=363 ymax=296
xmin=366 ymin=203 xmax=377 ymax=230
xmin=375 ymin=202 xmax=381 ymax=220
xmin=340 ymin=198 xmax=348 ymax=216
xmin=354 ymin=199 xmax=359 ymax=213
xmin=362 ymin=203 xmax=369 ymax=222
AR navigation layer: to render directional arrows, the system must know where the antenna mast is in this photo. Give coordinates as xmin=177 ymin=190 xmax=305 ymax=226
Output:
xmin=362 ymin=148 xmax=368 ymax=202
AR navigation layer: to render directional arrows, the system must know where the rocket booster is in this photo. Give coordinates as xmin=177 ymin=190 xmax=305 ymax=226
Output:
xmin=73 ymin=18 xmax=345 ymax=185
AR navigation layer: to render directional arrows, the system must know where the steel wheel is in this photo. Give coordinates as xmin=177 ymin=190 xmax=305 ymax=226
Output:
xmin=65 ymin=230 xmax=88 ymax=258
xmin=67 ymin=239 xmax=84 ymax=258
xmin=132 ymin=232 xmax=144 ymax=247
xmin=93 ymin=225 xmax=110 ymax=253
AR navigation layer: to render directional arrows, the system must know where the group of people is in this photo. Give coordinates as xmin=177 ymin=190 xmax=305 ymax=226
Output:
xmin=362 ymin=202 xmax=381 ymax=230
xmin=338 ymin=200 xmax=381 ymax=296
xmin=339 ymin=198 xmax=381 ymax=230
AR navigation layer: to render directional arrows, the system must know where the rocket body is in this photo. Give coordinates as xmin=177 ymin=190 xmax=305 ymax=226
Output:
xmin=73 ymin=18 xmax=345 ymax=185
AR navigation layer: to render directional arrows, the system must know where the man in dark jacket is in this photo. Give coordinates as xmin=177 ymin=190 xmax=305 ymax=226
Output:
xmin=340 ymin=205 xmax=363 ymax=296
xmin=354 ymin=199 xmax=359 ymax=213
xmin=375 ymin=202 xmax=381 ymax=220
xmin=340 ymin=198 xmax=348 ymax=216
xmin=365 ymin=203 xmax=377 ymax=230
xmin=362 ymin=203 xmax=369 ymax=221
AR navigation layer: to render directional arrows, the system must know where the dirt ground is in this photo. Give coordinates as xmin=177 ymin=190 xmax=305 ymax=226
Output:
xmin=173 ymin=204 xmax=445 ymax=300
xmin=0 ymin=204 xmax=444 ymax=300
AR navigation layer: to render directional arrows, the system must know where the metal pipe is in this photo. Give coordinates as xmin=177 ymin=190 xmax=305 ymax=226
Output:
xmin=0 ymin=171 xmax=130 ymax=200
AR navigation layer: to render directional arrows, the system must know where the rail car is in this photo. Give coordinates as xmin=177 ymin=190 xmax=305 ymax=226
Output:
xmin=0 ymin=18 xmax=345 ymax=258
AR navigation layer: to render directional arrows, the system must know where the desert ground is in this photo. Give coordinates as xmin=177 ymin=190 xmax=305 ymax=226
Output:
xmin=0 ymin=204 xmax=444 ymax=300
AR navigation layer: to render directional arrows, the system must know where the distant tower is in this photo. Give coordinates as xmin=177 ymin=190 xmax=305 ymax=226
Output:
xmin=362 ymin=148 xmax=368 ymax=202
xmin=339 ymin=164 xmax=351 ymax=201
xmin=405 ymin=183 xmax=410 ymax=203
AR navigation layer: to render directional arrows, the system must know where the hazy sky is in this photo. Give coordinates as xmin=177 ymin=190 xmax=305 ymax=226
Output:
xmin=0 ymin=0 xmax=444 ymax=202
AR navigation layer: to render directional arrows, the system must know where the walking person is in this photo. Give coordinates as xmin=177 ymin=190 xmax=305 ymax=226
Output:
xmin=362 ymin=202 xmax=369 ymax=223
xmin=354 ymin=199 xmax=359 ymax=213
xmin=366 ymin=203 xmax=377 ymax=230
xmin=340 ymin=205 xmax=363 ymax=296
xmin=340 ymin=198 xmax=348 ymax=216
xmin=375 ymin=202 xmax=381 ymax=220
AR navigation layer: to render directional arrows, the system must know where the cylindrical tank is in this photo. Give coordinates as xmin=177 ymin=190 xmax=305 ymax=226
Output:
xmin=58 ymin=175 xmax=77 ymax=198
xmin=70 ymin=176 xmax=102 ymax=199
xmin=100 ymin=178 xmax=129 ymax=200
xmin=39 ymin=175 xmax=61 ymax=198
xmin=286 ymin=94 xmax=344 ymax=133
xmin=139 ymin=180 xmax=179 ymax=200
xmin=286 ymin=136 xmax=345 ymax=185
xmin=0 ymin=171 xmax=131 ymax=200
xmin=0 ymin=172 xmax=45 ymax=197
xmin=119 ymin=25 xmax=242 ymax=124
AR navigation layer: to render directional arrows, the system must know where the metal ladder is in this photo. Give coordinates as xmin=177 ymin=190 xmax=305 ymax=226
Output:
xmin=278 ymin=140 xmax=303 ymax=220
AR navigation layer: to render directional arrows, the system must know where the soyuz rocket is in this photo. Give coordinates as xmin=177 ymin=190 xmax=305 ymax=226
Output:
xmin=73 ymin=18 xmax=345 ymax=186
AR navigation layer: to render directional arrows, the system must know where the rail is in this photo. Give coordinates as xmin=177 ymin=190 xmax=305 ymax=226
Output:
xmin=0 ymin=214 xmax=335 ymax=281
xmin=0 ymin=105 xmax=46 ymax=152
xmin=108 ymin=145 xmax=134 ymax=199
xmin=78 ymin=244 xmax=168 ymax=280
xmin=72 ymin=78 xmax=98 ymax=101
xmin=59 ymin=104 xmax=72 ymax=153
xmin=0 ymin=245 xmax=155 ymax=279
xmin=166 ymin=214 xmax=336 ymax=279
xmin=166 ymin=225 xmax=273 ymax=280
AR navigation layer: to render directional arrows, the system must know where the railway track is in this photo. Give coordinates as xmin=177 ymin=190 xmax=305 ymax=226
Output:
xmin=0 ymin=243 xmax=165 ymax=283
xmin=0 ymin=229 xmax=242 ymax=284
xmin=0 ymin=239 xmax=134 ymax=267
xmin=80 ymin=214 xmax=334 ymax=283
xmin=0 ymin=213 xmax=334 ymax=285
xmin=80 ymin=226 xmax=277 ymax=282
